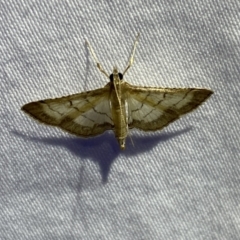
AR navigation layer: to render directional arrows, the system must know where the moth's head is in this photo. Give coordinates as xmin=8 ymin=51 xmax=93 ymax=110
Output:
xmin=113 ymin=66 xmax=118 ymax=75
xmin=110 ymin=67 xmax=123 ymax=82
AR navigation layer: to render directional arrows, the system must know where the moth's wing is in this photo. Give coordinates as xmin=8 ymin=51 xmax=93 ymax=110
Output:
xmin=21 ymin=85 xmax=113 ymax=137
xmin=126 ymin=84 xmax=213 ymax=131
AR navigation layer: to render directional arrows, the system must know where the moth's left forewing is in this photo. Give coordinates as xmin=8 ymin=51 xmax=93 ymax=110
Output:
xmin=125 ymin=83 xmax=213 ymax=131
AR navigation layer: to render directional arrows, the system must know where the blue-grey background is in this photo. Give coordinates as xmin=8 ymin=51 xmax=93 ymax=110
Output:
xmin=1 ymin=0 xmax=239 ymax=239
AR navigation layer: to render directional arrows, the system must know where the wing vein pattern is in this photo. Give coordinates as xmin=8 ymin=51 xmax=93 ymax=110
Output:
xmin=22 ymin=85 xmax=114 ymax=137
xmin=126 ymin=84 xmax=212 ymax=131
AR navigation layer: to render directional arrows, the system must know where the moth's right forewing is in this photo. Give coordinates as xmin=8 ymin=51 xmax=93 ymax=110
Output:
xmin=22 ymin=85 xmax=114 ymax=137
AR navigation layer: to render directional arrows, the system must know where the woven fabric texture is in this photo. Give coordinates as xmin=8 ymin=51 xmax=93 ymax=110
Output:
xmin=1 ymin=0 xmax=239 ymax=239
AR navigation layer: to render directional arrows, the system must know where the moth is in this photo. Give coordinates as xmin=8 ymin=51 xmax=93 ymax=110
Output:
xmin=21 ymin=34 xmax=213 ymax=150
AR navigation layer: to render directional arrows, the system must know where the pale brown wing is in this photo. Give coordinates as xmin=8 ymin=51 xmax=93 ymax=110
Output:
xmin=21 ymin=85 xmax=113 ymax=137
xmin=125 ymin=84 xmax=213 ymax=131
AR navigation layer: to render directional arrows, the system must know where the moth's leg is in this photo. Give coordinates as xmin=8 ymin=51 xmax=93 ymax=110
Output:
xmin=123 ymin=33 xmax=140 ymax=75
xmin=86 ymin=40 xmax=109 ymax=78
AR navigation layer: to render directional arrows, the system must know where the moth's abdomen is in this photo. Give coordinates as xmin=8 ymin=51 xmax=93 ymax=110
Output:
xmin=110 ymin=91 xmax=128 ymax=150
